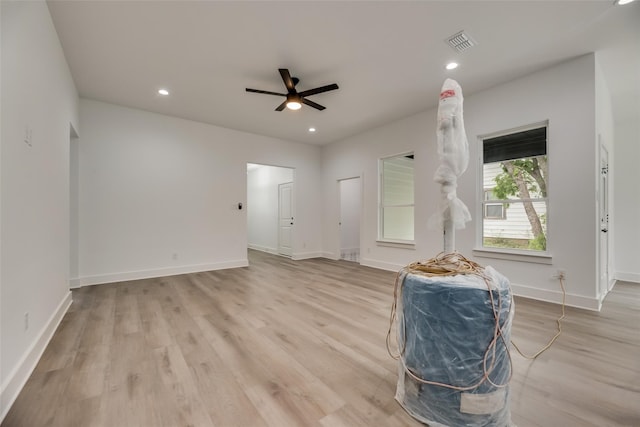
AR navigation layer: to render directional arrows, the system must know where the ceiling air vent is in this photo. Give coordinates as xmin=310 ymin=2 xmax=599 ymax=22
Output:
xmin=446 ymin=31 xmax=477 ymax=53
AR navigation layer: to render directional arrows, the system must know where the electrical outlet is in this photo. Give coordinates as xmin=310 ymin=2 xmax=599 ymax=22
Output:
xmin=172 ymin=253 xmax=178 ymax=260
xmin=24 ymin=312 xmax=29 ymax=331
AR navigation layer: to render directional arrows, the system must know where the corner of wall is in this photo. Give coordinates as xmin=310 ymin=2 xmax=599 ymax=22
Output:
xmin=291 ymin=251 xmax=324 ymax=261
xmin=0 ymin=292 xmax=72 ymax=422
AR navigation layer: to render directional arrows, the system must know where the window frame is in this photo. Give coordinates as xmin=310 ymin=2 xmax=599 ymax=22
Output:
xmin=475 ymin=122 xmax=551 ymax=261
xmin=378 ymin=152 xmax=415 ymax=245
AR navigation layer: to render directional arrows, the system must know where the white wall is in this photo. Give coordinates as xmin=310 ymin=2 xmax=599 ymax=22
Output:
xmin=70 ymin=135 xmax=80 ymax=279
xmin=322 ymin=54 xmax=602 ymax=309
xmin=614 ymin=119 xmax=640 ymax=283
xmin=321 ymin=111 xmax=434 ymax=266
xmin=75 ymin=99 xmax=322 ymax=286
xmin=1 ymin=0 xmax=79 ymax=419
xmin=247 ymin=165 xmax=293 ymax=254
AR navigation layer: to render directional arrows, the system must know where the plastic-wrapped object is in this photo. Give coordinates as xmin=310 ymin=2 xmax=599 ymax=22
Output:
xmin=393 ymin=264 xmax=514 ymax=427
xmin=429 ymin=78 xmax=472 ymax=233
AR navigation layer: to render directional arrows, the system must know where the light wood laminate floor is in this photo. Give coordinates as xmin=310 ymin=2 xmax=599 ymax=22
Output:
xmin=2 ymin=250 xmax=639 ymax=426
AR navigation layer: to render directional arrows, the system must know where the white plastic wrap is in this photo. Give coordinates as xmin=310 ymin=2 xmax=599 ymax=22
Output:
xmin=395 ymin=267 xmax=514 ymax=427
xmin=429 ymin=78 xmax=472 ymax=234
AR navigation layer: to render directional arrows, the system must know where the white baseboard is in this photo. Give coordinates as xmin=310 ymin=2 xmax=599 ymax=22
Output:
xmin=292 ymin=251 xmax=323 ymax=260
xmin=358 ymin=258 xmax=601 ymax=311
xmin=360 ymin=257 xmax=404 ymax=272
xmin=320 ymin=252 xmax=339 ymax=260
xmin=360 ymin=257 xmax=602 ymax=310
xmin=248 ymin=246 xmax=323 ymax=261
xmin=248 ymin=244 xmax=278 ymax=255
xmin=73 ymin=259 xmax=249 ymax=287
xmin=510 ymin=282 xmax=601 ymax=311
xmin=0 ymin=291 xmax=72 ymax=422
xmin=615 ymin=271 xmax=640 ymax=283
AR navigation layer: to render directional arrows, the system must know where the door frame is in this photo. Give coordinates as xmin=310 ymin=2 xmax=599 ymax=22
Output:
xmin=598 ymin=141 xmax=611 ymax=298
xmin=245 ymin=163 xmax=295 ymax=262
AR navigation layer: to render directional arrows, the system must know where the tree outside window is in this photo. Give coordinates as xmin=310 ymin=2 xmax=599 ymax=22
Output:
xmin=482 ymin=126 xmax=548 ymax=251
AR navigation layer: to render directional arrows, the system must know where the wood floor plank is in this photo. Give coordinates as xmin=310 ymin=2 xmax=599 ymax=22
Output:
xmin=2 ymin=250 xmax=639 ymax=426
xmin=148 ymin=345 xmax=215 ymax=427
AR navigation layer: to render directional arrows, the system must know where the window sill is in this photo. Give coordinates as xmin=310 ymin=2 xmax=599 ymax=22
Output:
xmin=376 ymin=240 xmax=416 ymax=250
xmin=472 ymin=248 xmax=552 ymax=264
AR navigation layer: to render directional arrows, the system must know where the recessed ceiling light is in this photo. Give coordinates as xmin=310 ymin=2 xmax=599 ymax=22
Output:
xmin=158 ymin=89 xmax=169 ymax=96
xmin=446 ymin=62 xmax=459 ymax=70
xmin=309 ymin=127 xmax=316 ymax=133
xmin=615 ymin=0 xmax=635 ymax=5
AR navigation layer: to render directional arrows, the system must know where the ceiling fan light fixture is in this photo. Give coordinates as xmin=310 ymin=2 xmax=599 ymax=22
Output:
xmin=286 ymin=93 xmax=302 ymax=110
xmin=286 ymin=101 xmax=302 ymax=110
xmin=246 ymin=69 xmax=338 ymax=112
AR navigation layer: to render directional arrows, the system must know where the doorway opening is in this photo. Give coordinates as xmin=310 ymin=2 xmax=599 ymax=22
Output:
xmin=338 ymin=177 xmax=361 ymax=263
xmin=246 ymin=163 xmax=295 ymax=259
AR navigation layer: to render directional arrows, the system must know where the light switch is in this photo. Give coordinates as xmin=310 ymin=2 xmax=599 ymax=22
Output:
xmin=24 ymin=126 xmax=33 ymax=146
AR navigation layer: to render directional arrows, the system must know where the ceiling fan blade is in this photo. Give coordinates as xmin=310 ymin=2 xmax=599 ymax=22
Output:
xmin=246 ymin=88 xmax=285 ymax=96
xmin=298 ymin=83 xmax=339 ymax=98
xmin=302 ymin=98 xmax=326 ymax=111
xmin=279 ymin=69 xmax=296 ymax=92
xmin=275 ymin=101 xmax=287 ymax=111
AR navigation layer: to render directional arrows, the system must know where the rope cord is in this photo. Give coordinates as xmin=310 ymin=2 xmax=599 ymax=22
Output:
xmin=510 ymin=275 xmax=566 ymax=359
xmin=386 ymin=252 xmax=567 ymax=392
xmin=386 ymin=252 xmax=513 ymax=391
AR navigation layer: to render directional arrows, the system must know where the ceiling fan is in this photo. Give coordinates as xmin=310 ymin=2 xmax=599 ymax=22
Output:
xmin=246 ymin=69 xmax=339 ymax=111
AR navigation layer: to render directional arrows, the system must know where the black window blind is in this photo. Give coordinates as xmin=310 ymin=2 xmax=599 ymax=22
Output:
xmin=483 ymin=127 xmax=546 ymax=163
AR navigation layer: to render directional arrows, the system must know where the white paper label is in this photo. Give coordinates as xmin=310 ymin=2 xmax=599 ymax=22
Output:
xmin=460 ymin=389 xmax=506 ymax=415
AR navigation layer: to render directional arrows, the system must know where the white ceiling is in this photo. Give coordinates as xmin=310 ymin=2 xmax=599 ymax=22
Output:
xmin=47 ymin=0 xmax=640 ymax=146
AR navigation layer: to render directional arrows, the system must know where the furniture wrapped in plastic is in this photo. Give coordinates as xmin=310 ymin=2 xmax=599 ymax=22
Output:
xmin=394 ymin=266 xmax=513 ymax=427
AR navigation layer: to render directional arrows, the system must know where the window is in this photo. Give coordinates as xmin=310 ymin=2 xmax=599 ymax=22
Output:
xmin=379 ymin=153 xmax=414 ymax=242
xmin=481 ymin=126 xmax=548 ymax=251
xmin=484 ymin=189 xmax=506 ymax=220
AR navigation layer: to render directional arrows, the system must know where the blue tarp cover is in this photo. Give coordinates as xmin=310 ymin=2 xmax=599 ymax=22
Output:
xmin=395 ymin=267 xmax=513 ymax=427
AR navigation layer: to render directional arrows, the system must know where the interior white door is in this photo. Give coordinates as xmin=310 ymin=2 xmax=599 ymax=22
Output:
xmin=599 ymin=143 xmax=610 ymax=295
xmin=339 ymin=177 xmax=361 ymax=262
xmin=278 ymin=182 xmax=294 ymax=257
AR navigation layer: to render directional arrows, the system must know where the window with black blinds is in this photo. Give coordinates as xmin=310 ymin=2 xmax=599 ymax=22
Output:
xmin=483 ymin=127 xmax=546 ymax=163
